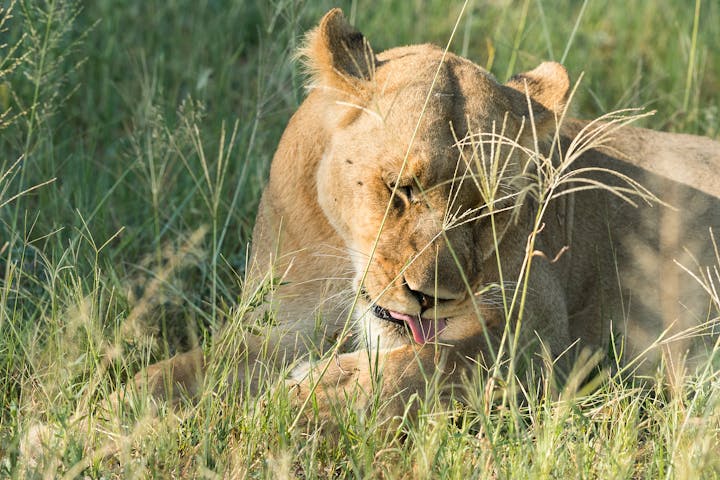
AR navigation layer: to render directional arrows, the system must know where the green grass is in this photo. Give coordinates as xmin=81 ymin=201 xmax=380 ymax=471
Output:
xmin=1 ymin=0 xmax=719 ymax=477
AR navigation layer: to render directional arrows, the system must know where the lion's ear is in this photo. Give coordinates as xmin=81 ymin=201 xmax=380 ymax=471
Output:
xmin=501 ymin=62 xmax=570 ymax=134
xmin=299 ymin=8 xmax=375 ymax=95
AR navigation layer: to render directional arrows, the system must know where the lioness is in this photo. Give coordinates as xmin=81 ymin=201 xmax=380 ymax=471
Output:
xmin=133 ymin=9 xmax=720 ymax=422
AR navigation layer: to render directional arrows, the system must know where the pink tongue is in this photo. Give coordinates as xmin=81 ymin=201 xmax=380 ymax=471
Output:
xmin=389 ymin=311 xmax=447 ymax=344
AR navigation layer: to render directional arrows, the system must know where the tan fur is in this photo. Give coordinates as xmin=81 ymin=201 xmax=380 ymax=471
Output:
xmin=130 ymin=9 xmax=720 ymax=422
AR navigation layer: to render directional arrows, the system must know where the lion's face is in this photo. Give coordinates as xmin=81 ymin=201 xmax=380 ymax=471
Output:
xmin=305 ymin=10 xmax=569 ymax=348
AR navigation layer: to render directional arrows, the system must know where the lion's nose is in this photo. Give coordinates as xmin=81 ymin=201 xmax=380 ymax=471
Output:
xmin=409 ymin=289 xmax=434 ymax=310
xmin=403 ymin=276 xmax=465 ymax=309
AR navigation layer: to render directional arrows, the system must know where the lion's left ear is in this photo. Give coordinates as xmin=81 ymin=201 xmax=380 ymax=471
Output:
xmin=501 ymin=62 xmax=570 ymax=133
xmin=299 ymin=9 xmax=376 ymax=97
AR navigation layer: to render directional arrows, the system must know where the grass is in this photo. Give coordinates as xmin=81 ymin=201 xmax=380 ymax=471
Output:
xmin=1 ymin=0 xmax=719 ymax=477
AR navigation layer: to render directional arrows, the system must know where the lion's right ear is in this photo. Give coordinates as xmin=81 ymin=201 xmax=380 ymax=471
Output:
xmin=501 ymin=62 xmax=570 ymax=137
xmin=298 ymin=9 xmax=376 ymax=96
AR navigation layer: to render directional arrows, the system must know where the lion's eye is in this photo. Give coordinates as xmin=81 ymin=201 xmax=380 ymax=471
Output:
xmin=388 ymin=182 xmax=412 ymax=200
xmin=386 ymin=181 xmax=414 ymax=212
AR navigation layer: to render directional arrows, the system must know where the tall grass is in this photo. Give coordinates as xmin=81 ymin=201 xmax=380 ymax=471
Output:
xmin=1 ymin=0 xmax=719 ymax=477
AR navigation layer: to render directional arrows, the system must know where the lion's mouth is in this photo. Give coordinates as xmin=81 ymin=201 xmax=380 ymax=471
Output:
xmin=370 ymin=303 xmax=447 ymax=345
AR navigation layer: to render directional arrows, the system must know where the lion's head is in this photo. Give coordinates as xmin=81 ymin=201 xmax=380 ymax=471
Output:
xmin=299 ymin=9 xmax=570 ymax=349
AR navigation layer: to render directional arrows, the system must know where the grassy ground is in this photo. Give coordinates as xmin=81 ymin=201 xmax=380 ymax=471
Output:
xmin=1 ymin=0 xmax=719 ymax=477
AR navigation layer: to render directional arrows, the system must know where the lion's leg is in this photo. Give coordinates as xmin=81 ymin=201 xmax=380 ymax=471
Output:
xmin=118 ymin=337 xmax=263 ymax=404
xmin=118 ymin=321 xmax=323 ymax=406
xmin=106 ymin=347 xmax=207 ymax=411
xmin=287 ymin=343 xmax=469 ymax=427
xmin=128 ymin=347 xmax=206 ymax=404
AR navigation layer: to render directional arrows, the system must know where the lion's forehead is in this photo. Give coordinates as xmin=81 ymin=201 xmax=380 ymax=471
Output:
xmin=353 ymin=54 xmax=502 ymax=172
xmin=332 ymin=48 xmax=504 ymax=201
xmin=373 ymin=47 xmax=499 ymax=122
